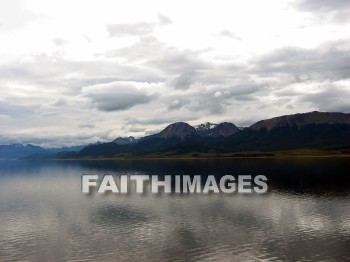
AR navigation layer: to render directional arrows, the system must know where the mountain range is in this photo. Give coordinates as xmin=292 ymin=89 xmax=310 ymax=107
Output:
xmin=0 ymin=144 xmax=86 ymax=160
xmin=3 ymin=111 xmax=350 ymax=159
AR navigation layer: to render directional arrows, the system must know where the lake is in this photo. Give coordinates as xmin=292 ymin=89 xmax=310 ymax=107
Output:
xmin=0 ymin=158 xmax=350 ymax=261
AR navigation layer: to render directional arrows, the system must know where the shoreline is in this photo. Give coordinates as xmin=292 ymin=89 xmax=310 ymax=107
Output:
xmin=50 ymin=153 xmax=350 ymax=161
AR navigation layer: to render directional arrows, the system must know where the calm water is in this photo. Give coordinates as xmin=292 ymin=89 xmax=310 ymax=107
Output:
xmin=0 ymin=158 xmax=350 ymax=261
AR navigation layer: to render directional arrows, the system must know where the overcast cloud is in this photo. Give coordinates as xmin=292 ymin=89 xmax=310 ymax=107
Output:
xmin=0 ymin=0 xmax=350 ymax=147
xmin=295 ymin=0 xmax=350 ymax=23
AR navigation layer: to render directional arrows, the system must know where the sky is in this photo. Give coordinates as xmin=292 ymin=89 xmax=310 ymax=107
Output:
xmin=1 ymin=0 xmax=350 ymax=147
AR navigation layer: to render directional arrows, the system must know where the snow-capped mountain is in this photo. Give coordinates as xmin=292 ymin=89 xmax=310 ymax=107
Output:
xmin=194 ymin=122 xmax=218 ymax=132
xmin=195 ymin=122 xmax=239 ymax=137
xmin=114 ymin=122 xmax=240 ymax=143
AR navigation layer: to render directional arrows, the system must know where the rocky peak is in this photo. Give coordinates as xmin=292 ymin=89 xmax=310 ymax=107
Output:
xmin=158 ymin=122 xmax=196 ymax=139
xmin=195 ymin=122 xmax=217 ymax=131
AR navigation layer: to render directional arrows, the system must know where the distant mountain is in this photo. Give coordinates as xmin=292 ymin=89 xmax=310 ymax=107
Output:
xmin=210 ymin=122 xmax=239 ymax=137
xmin=0 ymin=144 xmax=46 ymax=159
xmin=195 ymin=122 xmax=217 ymax=132
xmin=250 ymin=111 xmax=350 ymax=131
xmin=0 ymin=144 xmax=42 ymax=150
xmin=155 ymin=122 xmax=196 ymax=139
xmin=0 ymin=144 xmax=85 ymax=159
xmin=195 ymin=122 xmax=239 ymax=137
xmin=113 ymin=136 xmax=138 ymax=145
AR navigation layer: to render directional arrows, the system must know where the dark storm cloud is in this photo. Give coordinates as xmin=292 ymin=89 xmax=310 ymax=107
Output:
xmin=82 ymin=81 xmax=158 ymax=112
xmin=90 ymin=93 xmax=154 ymax=112
xmin=295 ymin=0 xmax=350 ymax=23
xmin=252 ymin=40 xmax=350 ymax=82
xmin=170 ymin=71 xmax=197 ymax=90
xmin=300 ymin=85 xmax=350 ymax=113
xmin=126 ymin=115 xmax=198 ymax=126
xmin=107 ymin=22 xmax=155 ymax=36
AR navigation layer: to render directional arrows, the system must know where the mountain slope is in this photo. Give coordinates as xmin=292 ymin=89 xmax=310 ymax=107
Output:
xmin=157 ymin=122 xmax=196 ymax=139
xmin=210 ymin=122 xmax=239 ymax=137
xmin=221 ymin=111 xmax=350 ymax=152
xmin=222 ymin=123 xmax=350 ymax=152
xmin=250 ymin=111 xmax=350 ymax=131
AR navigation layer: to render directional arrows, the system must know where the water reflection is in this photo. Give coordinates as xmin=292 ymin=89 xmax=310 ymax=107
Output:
xmin=0 ymin=159 xmax=349 ymax=261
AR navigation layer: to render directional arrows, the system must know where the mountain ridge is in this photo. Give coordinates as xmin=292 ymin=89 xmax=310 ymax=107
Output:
xmin=69 ymin=111 xmax=350 ymax=158
xmin=7 ymin=111 xmax=350 ymax=159
xmin=114 ymin=121 xmax=239 ymax=142
xmin=250 ymin=111 xmax=350 ymax=131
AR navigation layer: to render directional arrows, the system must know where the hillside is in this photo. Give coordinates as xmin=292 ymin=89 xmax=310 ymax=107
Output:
xmin=250 ymin=111 xmax=350 ymax=131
